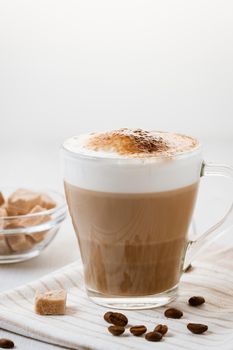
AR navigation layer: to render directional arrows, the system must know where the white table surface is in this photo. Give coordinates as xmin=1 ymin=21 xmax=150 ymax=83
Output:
xmin=0 ymin=140 xmax=232 ymax=349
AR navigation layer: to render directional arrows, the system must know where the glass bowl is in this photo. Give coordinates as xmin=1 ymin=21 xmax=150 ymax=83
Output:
xmin=0 ymin=188 xmax=67 ymax=263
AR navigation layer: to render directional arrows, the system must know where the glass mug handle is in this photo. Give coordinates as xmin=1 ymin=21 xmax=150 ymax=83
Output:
xmin=183 ymin=162 xmax=233 ymax=270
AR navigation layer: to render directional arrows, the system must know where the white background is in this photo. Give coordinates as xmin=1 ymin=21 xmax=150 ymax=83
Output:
xmin=0 ymin=1 xmax=233 ymax=349
xmin=0 ymin=0 xmax=233 ymax=189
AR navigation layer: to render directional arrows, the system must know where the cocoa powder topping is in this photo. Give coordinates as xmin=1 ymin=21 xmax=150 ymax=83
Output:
xmin=85 ymin=128 xmax=199 ymax=157
xmin=87 ymin=128 xmax=169 ymax=156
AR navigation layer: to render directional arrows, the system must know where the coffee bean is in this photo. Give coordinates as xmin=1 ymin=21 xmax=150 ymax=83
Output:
xmin=184 ymin=264 xmax=193 ymax=272
xmin=0 ymin=339 xmax=14 ymax=349
xmin=154 ymin=324 xmax=168 ymax=335
xmin=164 ymin=307 xmax=183 ymax=319
xmin=130 ymin=325 xmax=147 ymax=336
xmin=104 ymin=312 xmax=128 ymax=327
xmin=188 ymin=296 xmax=205 ymax=307
xmin=108 ymin=325 xmax=125 ymax=336
xmin=104 ymin=311 xmax=113 ymax=323
xmin=187 ymin=323 xmax=208 ymax=334
xmin=145 ymin=331 xmax=163 ymax=342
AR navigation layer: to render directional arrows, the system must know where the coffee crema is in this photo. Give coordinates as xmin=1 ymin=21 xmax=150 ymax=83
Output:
xmin=63 ymin=128 xmax=199 ymax=159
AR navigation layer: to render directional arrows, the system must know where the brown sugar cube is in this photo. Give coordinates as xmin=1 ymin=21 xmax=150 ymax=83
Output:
xmin=4 ymin=220 xmax=24 ymax=230
xmin=0 ymin=207 xmax=7 ymax=217
xmin=6 ymin=233 xmax=34 ymax=252
xmin=0 ymin=207 xmax=7 ymax=229
xmin=7 ymin=188 xmax=41 ymax=216
xmin=0 ymin=218 xmax=3 ymax=230
xmin=39 ymin=193 xmax=56 ymax=210
xmin=0 ymin=235 xmax=12 ymax=255
xmin=0 ymin=192 xmax=5 ymax=206
xmin=21 ymin=205 xmax=49 ymax=226
xmin=35 ymin=290 xmax=67 ymax=315
xmin=20 ymin=205 xmax=50 ymax=243
xmin=5 ymin=221 xmax=34 ymax=252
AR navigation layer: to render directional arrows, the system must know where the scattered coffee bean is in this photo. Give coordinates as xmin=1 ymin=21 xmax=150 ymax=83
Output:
xmin=184 ymin=264 xmax=193 ymax=272
xmin=104 ymin=311 xmax=113 ymax=323
xmin=187 ymin=323 xmax=208 ymax=334
xmin=188 ymin=296 xmax=205 ymax=307
xmin=130 ymin=325 xmax=147 ymax=336
xmin=0 ymin=339 xmax=14 ymax=349
xmin=145 ymin=331 xmax=163 ymax=342
xmin=164 ymin=307 xmax=183 ymax=319
xmin=154 ymin=324 xmax=168 ymax=335
xmin=108 ymin=325 xmax=125 ymax=336
xmin=104 ymin=312 xmax=128 ymax=327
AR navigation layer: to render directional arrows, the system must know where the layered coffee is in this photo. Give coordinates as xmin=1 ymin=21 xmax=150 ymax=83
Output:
xmin=62 ymin=129 xmax=201 ymax=297
xmin=65 ymin=182 xmax=198 ymax=295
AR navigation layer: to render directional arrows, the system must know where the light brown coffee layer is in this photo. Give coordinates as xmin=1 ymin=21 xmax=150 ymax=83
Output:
xmin=86 ymin=129 xmax=198 ymax=157
xmin=65 ymin=182 xmax=198 ymax=296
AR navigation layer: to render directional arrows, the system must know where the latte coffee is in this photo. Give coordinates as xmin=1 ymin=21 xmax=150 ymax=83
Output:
xmin=62 ymin=129 xmax=202 ymax=307
xmin=65 ymin=182 xmax=198 ymax=296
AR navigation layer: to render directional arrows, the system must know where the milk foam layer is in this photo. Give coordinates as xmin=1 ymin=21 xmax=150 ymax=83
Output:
xmin=62 ymin=129 xmax=202 ymax=193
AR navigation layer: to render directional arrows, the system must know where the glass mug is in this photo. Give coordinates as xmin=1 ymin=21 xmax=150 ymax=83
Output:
xmin=61 ymin=134 xmax=233 ymax=309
